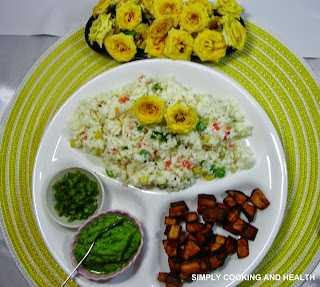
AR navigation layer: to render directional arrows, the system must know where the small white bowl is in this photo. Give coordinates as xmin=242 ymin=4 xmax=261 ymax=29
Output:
xmin=46 ymin=167 xmax=104 ymax=228
xmin=70 ymin=210 xmax=144 ymax=281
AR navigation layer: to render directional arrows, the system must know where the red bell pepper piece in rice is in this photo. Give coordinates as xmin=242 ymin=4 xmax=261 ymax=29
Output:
xmin=181 ymin=160 xmax=192 ymax=170
xmin=118 ymin=94 xmax=129 ymax=103
xmin=165 ymin=160 xmax=172 ymax=168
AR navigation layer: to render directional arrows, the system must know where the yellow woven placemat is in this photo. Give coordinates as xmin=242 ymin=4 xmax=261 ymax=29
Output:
xmin=0 ymin=22 xmax=320 ymax=287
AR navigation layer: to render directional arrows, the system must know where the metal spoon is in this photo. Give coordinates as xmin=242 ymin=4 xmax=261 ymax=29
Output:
xmin=61 ymin=219 xmax=124 ymax=287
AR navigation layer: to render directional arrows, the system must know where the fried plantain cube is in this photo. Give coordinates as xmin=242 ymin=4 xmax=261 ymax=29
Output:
xmin=197 ymin=205 xmax=206 ymax=215
xmin=186 ymin=222 xmax=204 ymax=233
xmin=216 ymin=202 xmax=230 ymax=212
xmin=232 ymin=218 xmax=246 ymax=234
xmin=210 ymin=235 xmax=226 ymax=255
xmin=225 ymin=206 xmax=241 ymax=224
xmin=204 ymin=223 xmax=214 ymax=229
xmin=166 ymin=273 xmax=182 ymax=287
xmin=197 ymin=194 xmax=217 ymax=214
xmin=181 ymin=240 xmax=201 ymax=261
xmin=215 ymin=234 xmax=227 ymax=245
xmin=198 ymin=193 xmax=216 ymax=204
xmin=210 ymin=242 xmax=224 ymax=255
xmin=170 ymin=200 xmax=188 ymax=207
xmin=249 ymin=188 xmax=270 ymax=210
xmin=196 ymin=227 xmax=214 ymax=245
xmin=202 ymin=207 xmax=226 ymax=223
xmin=168 ymin=257 xmax=183 ymax=273
xmin=237 ymin=237 xmax=249 ymax=258
xmin=158 ymin=272 xmax=169 ymax=283
xmin=241 ymin=222 xmax=258 ymax=241
xmin=179 ymin=272 xmax=192 ymax=281
xmin=181 ymin=260 xmax=202 ymax=274
xmin=223 ymin=195 xmax=238 ymax=208
xmin=209 ymin=253 xmax=227 ymax=270
xmin=163 ymin=240 xmax=180 ymax=257
xmin=223 ymin=222 xmax=239 ymax=235
xmin=202 ymin=243 xmax=210 ymax=255
xmin=165 ymin=216 xmax=178 ymax=226
xmin=224 ymin=236 xmax=237 ymax=255
xmin=185 ymin=211 xmax=199 ymax=223
xmin=226 ymin=190 xmax=249 ymax=204
xmin=178 ymin=233 xmax=187 ymax=245
xmin=167 ymin=224 xmax=181 ymax=241
xmin=164 ymin=225 xmax=171 ymax=236
xmin=241 ymin=203 xmax=256 ymax=222
xmin=169 ymin=201 xmax=189 ymax=217
xmin=200 ymin=256 xmax=210 ymax=273
xmin=187 ymin=233 xmax=198 ymax=242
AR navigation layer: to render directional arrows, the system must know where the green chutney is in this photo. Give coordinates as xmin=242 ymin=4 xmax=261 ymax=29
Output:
xmin=74 ymin=214 xmax=142 ymax=275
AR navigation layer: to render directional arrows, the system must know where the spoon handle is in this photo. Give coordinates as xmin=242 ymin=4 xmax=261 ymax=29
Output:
xmin=61 ymin=241 xmax=95 ymax=287
xmin=60 ymin=219 xmax=124 ymax=287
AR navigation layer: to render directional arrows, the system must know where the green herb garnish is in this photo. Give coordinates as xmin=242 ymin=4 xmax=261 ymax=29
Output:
xmin=151 ymin=130 xmax=168 ymax=142
xmin=153 ymin=83 xmax=162 ymax=91
xmin=137 ymin=123 xmax=143 ymax=131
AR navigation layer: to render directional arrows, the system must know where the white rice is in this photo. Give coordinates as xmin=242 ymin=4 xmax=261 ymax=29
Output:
xmin=68 ymin=75 xmax=254 ymax=190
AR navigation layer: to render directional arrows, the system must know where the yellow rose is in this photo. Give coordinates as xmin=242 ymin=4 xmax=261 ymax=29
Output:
xmin=116 ymin=3 xmax=142 ymax=30
xmin=208 ymin=15 xmax=223 ymax=30
xmin=92 ymin=0 xmax=114 ymax=17
xmin=104 ymin=33 xmax=137 ymax=62
xmin=212 ymin=0 xmax=244 ymax=19
xmin=180 ymin=3 xmax=209 ymax=34
xmin=188 ymin=0 xmax=213 ymax=16
xmin=164 ymin=104 xmax=198 ymax=134
xmin=164 ymin=28 xmax=194 ymax=61
xmin=88 ymin=13 xmax=114 ymax=48
xmin=116 ymin=0 xmax=139 ymax=9
xmin=149 ymin=15 xmax=173 ymax=38
xmin=153 ymin=0 xmax=183 ymax=27
xmin=145 ymin=35 xmax=167 ymax=58
xmin=222 ymin=14 xmax=246 ymax=50
xmin=140 ymin=0 xmax=154 ymax=17
xmin=193 ymin=29 xmax=227 ymax=62
xmin=133 ymin=95 xmax=165 ymax=125
xmin=134 ymin=23 xmax=149 ymax=49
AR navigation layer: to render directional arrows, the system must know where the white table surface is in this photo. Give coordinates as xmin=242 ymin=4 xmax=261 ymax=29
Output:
xmin=1 ymin=35 xmax=320 ymax=286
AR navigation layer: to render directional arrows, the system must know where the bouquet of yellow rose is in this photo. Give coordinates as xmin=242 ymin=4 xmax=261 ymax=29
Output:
xmin=86 ymin=0 xmax=246 ymax=63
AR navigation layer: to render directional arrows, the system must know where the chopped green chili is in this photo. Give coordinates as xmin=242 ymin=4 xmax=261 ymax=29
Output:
xmin=52 ymin=170 xmax=99 ymax=222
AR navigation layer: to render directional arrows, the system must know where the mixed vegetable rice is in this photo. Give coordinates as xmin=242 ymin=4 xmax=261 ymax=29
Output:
xmin=68 ymin=75 xmax=254 ymax=190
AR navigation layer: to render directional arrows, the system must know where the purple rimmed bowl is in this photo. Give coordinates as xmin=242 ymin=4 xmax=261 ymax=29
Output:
xmin=70 ymin=209 xmax=144 ymax=281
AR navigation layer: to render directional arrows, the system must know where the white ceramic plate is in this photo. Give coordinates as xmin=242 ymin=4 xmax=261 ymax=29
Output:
xmin=33 ymin=59 xmax=287 ymax=287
